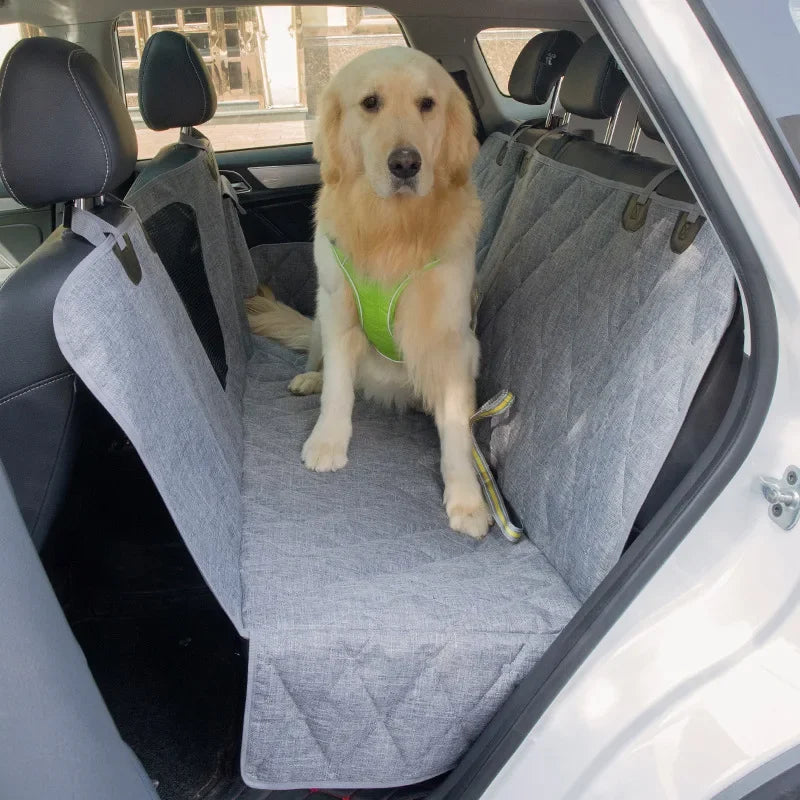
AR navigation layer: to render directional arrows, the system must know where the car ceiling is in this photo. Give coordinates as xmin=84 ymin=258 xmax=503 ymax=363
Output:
xmin=0 ymin=0 xmax=588 ymax=27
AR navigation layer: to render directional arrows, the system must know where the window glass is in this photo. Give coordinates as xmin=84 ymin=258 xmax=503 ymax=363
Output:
xmin=699 ymin=0 xmax=800 ymax=206
xmin=476 ymin=27 xmax=545 ymax=96
xmin=150 ymin=10 xmax=178 ymax=27
xmin=0 ymin=22 xmax=43 ymax=65
xmin=182 ymin=7 xmax=209 ymax=25
xmin=117 ymin=6 xmax=406 ymax=158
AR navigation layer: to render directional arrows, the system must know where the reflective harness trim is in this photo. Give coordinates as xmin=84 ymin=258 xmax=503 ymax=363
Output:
xmin=330 ymin=240 xmax=439 ymax=363
xmin=470 ymin=390 xmax=524 ymax=542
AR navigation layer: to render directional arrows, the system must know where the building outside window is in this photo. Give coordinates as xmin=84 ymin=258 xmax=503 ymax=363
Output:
xmin=117 ymin=6 xmax=405 ymax=156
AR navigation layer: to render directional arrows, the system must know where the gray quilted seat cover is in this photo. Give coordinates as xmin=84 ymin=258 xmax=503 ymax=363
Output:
xmin=52 ymin=135 xmax=734 ymax=788
xmin=251 ymin=241 xmax=317 ymax=315
xmin=472 ymin=131 xmax=526 ymax=271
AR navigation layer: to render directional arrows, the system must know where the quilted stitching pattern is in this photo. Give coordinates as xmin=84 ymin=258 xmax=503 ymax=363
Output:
xmin=245 ymin=630 xmax=552 ymax=787
xmin=263 ymin=776 xmax=443 ymax=798
xmin=251 ymin=242 xmax=317 ymax=316
xmin=478 ymin=153 xmax=735 ymax=600
xmin=239 ymin=337 xmax=577 ymax=786
xmin=471 ymin=133 xmax=526 ymax=272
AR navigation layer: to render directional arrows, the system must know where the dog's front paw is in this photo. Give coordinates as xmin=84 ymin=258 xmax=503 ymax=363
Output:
xmin=444 ymin=480 xmax=491 ymax=539
xmin=302 ymin=428 xmax=348 ymax=472
xmin=448 ymin=504 xmax=491 ymax=539
xmin=289 ymin=371 xmax=323 ymax=396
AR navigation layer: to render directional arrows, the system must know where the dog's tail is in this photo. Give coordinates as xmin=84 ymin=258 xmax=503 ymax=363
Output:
xmin=246 ymin=284 xmax=312 ymax=352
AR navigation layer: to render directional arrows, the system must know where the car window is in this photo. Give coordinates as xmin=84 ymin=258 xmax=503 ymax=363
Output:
xmin=699 ymin=0 xmax=800 ymax=207
xmin=0 ymin=22 xmax=43 ymax=64
xmin=117 ymin=6 xmax=406 ymax=158
xmin=476 ymin=27 xmax=546 ymax=96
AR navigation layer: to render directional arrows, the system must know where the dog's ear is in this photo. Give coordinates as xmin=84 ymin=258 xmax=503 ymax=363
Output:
xmin=443 ymin=85 xmax=479 ymax=188
xmin=314 ymin=85 xmax=343 ymax=186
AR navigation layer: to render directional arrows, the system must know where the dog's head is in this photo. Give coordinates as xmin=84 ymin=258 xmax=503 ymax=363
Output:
xmin=314 ymin=47 xmax=478 ymax=198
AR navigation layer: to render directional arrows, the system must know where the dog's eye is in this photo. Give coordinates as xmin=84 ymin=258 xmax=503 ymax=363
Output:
xmin=419 ymin=97 xmax=435 ymax=113
xmin=361 ymin=94 xmax=380 ymax=112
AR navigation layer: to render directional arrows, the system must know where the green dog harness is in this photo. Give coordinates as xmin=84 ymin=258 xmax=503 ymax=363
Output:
xmin=330 ymin=240 xmax=439 ymax=362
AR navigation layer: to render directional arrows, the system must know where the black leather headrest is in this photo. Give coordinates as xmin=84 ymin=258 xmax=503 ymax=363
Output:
xmin=139 ymin=31 xmax=217 ymax=131
xmin=638 ymin=110 xmax=662 ymax=141
xmin=508 ymin=30 xmax=582 ymax=105
xmin=560 ymin=34 xmax=628 ymax=119
xmin=0 ymin=37 xmax=137 ymax=208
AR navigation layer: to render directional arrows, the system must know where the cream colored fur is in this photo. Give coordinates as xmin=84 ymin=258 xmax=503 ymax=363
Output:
xmin=246 ymin=285 xmax=312 ymax=351
xmin=248 ymin=47 xmax=489 ymax=538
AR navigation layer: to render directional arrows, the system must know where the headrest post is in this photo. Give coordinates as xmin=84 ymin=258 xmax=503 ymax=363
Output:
xmin=545 ymin=76 xmax=565 ymax=130
xmin=628 ymin=120 xmax=642 ymax=152
xmin=604 ymin=102 xmax=622 ymax=145
xmin=180 ymin=126 xmax=193 ymax=137
xmin=636 ymin=110 xmax=663 ymax=142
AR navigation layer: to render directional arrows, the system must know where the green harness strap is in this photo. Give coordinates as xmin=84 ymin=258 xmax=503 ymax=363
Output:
xmin=330 ymin=240 xmax=440 ymax=362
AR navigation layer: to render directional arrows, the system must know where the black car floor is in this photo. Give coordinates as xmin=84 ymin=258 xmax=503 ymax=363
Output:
xmin=44 ymin=440 xmax=442 ymax=800
xmin=45 ymin=441 xmax=247 ymax=800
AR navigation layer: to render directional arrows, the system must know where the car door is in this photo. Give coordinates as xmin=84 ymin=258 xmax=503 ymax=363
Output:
xmin=216 ymin=143 xmax=319 ymax=248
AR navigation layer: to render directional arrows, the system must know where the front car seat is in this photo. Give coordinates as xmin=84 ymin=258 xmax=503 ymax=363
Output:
xmin=0 ymin=34 xmax=159 ymax=800
xmin=0 ymin=36 xmax=137 ymax=547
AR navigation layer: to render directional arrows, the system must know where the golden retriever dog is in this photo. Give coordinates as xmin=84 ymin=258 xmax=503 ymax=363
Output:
xmin=248 ymin=47 xmax=490 ymax=538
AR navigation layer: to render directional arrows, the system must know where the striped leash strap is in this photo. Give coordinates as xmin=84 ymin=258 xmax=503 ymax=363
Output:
xmin=470 ymin=390 xmax=524 ymax=542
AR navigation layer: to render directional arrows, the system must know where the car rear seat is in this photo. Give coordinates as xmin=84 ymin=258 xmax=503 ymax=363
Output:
xmin=9 ymin=35 xmax=738 ymax=790
xmin=251 ymin=29 xmax=584 ymax=314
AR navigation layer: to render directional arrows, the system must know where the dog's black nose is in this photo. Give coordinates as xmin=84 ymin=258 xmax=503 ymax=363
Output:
xmin=388 ymin=147 xmax=421 ymax=180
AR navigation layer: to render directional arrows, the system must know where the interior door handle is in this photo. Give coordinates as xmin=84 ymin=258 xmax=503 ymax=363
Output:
xmin=220 ymin=170 xmax=252 ymax=194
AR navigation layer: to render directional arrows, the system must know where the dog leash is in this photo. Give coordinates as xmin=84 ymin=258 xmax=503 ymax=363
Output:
xmin=470 ymin=390 xmax=524 ymax=542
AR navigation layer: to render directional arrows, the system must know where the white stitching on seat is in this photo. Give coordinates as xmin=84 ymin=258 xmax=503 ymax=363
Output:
xmin=67 ymin=48 xmax=110 ymax=192
xmin=0 ymin=372 xmax=73 ymax=408
xmin=0 ymin=40 xmax=29 ymax=205
xmin=185 ymin=36 xmax=207 ymax=122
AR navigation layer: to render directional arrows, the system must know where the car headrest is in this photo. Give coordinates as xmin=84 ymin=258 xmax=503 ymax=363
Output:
xmin=507 ymin=30 xmax=582 ymax=105
xmin=638 ymin=109 xmax=662 ymax=141
xmin=139 ymin=31 xmax=217 ymax=131
xmin=0 ymin=37 xmax=137 ymax=208
xmin=559 ymin=34 xmax=628 ymax=119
